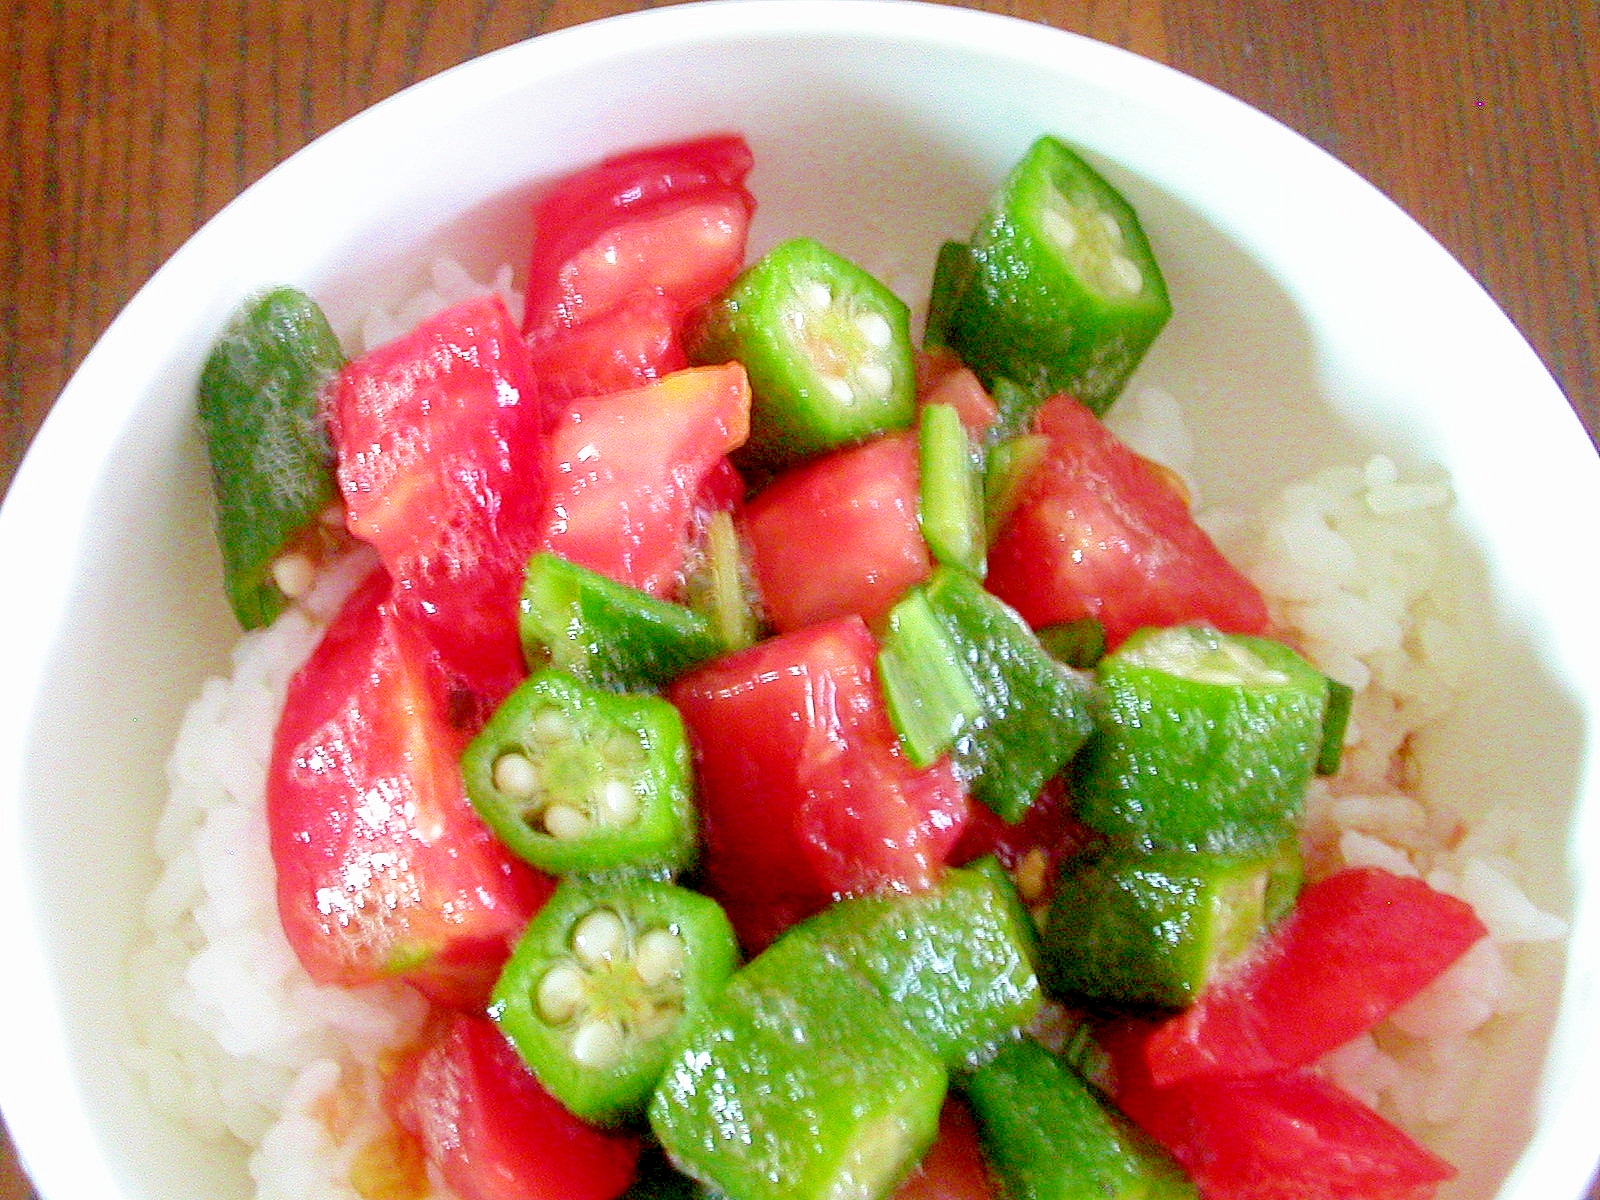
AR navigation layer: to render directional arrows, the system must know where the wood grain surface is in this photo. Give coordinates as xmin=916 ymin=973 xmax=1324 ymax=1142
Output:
xmin=3 ymin=1 xmax=1597 ymax=1198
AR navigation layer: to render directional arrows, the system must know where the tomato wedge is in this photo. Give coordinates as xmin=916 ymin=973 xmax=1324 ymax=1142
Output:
xmin=537 ymin=362 xmax=751 ymax=599
xmin=391 ymin=1014 xmax=641 ymax=1200
xmin=526 ymin=289 xmax=690 ymax=407
xmin=266 ymin=569 xmax=549 ymax=1009
xmin=741 ymin=432 xmax=934 ymax=634
xmin=330 ymin=294 xmax=547 ymax=713
xmin=1102 ymin=1021 xmax=1454 ymax=1200
xmin=1144 ymin=867 xmax=1487 ymax=1087
xmin=523 ymin=133 xmax=754 ymax=343
xmin=667 ymin=616 xmax=970 ymax=951
xmin=985 ymin=394 xmax=1269 ymax=649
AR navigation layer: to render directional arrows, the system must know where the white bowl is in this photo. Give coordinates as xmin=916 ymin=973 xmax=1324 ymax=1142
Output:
xmin=2 ymin=3 xmax=1597 ymax=1198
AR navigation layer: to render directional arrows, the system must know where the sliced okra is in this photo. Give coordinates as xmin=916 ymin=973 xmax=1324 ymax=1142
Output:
xmin=492 ymin=876 xmax=738 ymax=1125
xmin=1041 ymin=841 xmax=1303 ymax=1010
xmin=681 ymin=510 xmax=762 ymax=655
xmin=788 ymin=858 xmax=1042 ymax=1070
xmin=964 ymin=1037 xmax=1197 ymax=1200
xmin=919 ymin=567 xmax=1096 ymax=823
xmin=917 ymin=402 xmax=986 ymax=576
xmin=1036 ymin=618 xmax=1108 ymax=670
xmin=943 ymin=136 xmax=1173 ymax=417
xmin=877 ymin=587 xmax=984 ymax=768
xmin=197 ymin=286 xmax=346 ymax=629
xmin=1073 ymin=625 xmax=1332 ymax=856
xmin=651 ymin=929 xmax=946 ymax=1200
xmin=983 ymin=433 xmax=1051 ymax=539
xmin=689 ymin=237 xmax=916 ymax=472
xmin=463 ymin=669 xmax=697 ymax=877
xmin=521 ymin=552 xmax=724 ymax=693
xmin=1317 ymin=676 xmax=1356 ymax=775
xmin=922 ymin=239 xmax=975 ymax=352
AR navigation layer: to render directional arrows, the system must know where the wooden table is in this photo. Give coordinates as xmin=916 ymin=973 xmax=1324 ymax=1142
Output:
xmin=3 ymin=1 xmax=1596 ymax=1197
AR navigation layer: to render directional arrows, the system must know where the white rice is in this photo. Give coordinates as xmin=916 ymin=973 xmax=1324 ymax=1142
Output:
xmin=126 ymin=365 xmax=1565 ymax=1196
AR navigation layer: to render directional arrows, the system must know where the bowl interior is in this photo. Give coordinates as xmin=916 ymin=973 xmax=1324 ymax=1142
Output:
xmin=2 ymin=4 xmax=1597 ymax=1199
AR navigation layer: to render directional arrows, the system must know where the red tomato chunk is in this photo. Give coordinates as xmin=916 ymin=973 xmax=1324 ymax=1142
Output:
xmin=266 ymin=569 xmax=550 ymax=1010
xmin=1144 ymin=867 xmax=1488 ymax=1086
xmin=391 ymin=1014 xmax=641 ymax=1200
xmin=1103 ymin=1020 xmax=1454 ymax=1200
xmin=741 ymin=431 xmax=933 ymax=635
xmin=667 ymin=615 xmax=970 ymax=951
xmin=892 ymin=1099 xmax=997 ymax=1200
xmin=537 ymin=362 xmax=751 ymax=598
xmin=985 ymin=393 xmax=1269 ymax=648
xmin=330 ymin=294 xmax=548 ymax=713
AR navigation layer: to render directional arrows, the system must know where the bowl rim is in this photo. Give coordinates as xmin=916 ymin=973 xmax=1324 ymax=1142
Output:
xmin=1 ymin=3 xmax=1596 ymax=1199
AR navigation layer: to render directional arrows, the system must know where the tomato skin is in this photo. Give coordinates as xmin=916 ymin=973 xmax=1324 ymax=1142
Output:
xmin=538 ymin=363 xmax=751 ymax=599
xmin=330 ymin=294 xmax=547 ymax=712
xmin=1102 ymin=1022 xmax=1454 ymax=1200
xmin=391 ymin=1014 xmax=641 ymax=1200
xmin=893 ymin=1099 xmax=997 ymax=1200
xmin=667 ymin=616 xmax=970 ymax=951
xmin=1144 ymin=867 xmax=1487 ymax=1087
xmin=266 ymin=569 xmax=550 ymax=1009
xmin=741 ymin=432 xmax=934 ymax=635
xmin=523 ymin=134 xmax=754 ymax=341
xmin=527 ymin=289 xmax=690 ymax=410
xmin=984 ymin=394 xmax=1268 ymax=649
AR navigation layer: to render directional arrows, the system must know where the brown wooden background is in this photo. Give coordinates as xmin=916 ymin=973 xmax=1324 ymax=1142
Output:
xmin=2 ymin=0 xmax=1597 ymax=1197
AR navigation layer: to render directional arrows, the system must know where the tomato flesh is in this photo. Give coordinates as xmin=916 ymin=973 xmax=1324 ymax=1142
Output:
xmin=391 ymin=1014 xmax=641 ymax=1200
xmin=916 ymin=348 xmax=999 ymax=438
xmin=1102 ymin=1021 xmax=1454 ymax=1200
xmin=537 ymin=362 xmax=751 ymax=599
xmin=527 ymin=289 xmax=689 ymax=409
xmin=984 ymin=394 xmax=1268 ymax=648
xmin=266 ymin=569 xmax=549 ymax=1009
xmin=1144 ymin=867 xmax=1487 ymax=1086
xmin=523 ymin=133 xmax=754 ymax=342
xmin=893 ymin=1099 xmax=996 ymax=1200
xmin=667 ymin=616 xmax=970 ymax=951
xmin=330 ymin=294 xmax=547 ymax=713
xmin=741 ymin=432 xmax=934 ymax=634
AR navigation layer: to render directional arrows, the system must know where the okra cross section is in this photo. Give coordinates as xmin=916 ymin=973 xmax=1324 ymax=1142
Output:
xmin=1073 ymin=625 xmax=1332 ymax=856
xmin=937 ymin=135 xmax=1173 ymax=417
xmin=491 ymin=877 xmax=738 ymax=1125
xmin=463 ymin=669 xmax=697 ymax=877
xmin=690 ymin=236 xmax=916 ymax=472
xmin=651 ymin=930 xmax=947 ymax=1200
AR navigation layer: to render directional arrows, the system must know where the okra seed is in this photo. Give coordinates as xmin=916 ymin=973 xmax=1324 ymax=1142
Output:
xmin=570 ymin=1017 xmax=626 ymax=1070
xmin=544 ymin=803 xmax=591 ymax=840
xmin=571 ymin=908 xmax=627 ymax=967
xmin=1041 ymin=206 xmax=1078 ymax=252
xmin=1106 ymin=254 xmax=1143 ymax=295
xmin=634 ymin=1000 xmax=682 ymax=1041
xmin=633 ymin=928 xmax=687 ymax=987
xmin=271 ymin=552 xmax=316 ymax=601
xmin=597 ymin=780 xmax=640 ymax=826
xmin=1096 ymin=209 xmax=1126 ymax=247
xmin=802 ymin=280 xmax=834 ymax=311
xmin=853 ymin=311 xmax=893 ymax=349
xmin=536 ymin=963 xmax=586 ymax=1024
xmin=605 ymin=731 xmax=644 ymax=765
xmin=492 ymin=751 xmax=540 ymax=799
xmin=820 ymin=374 xmax=855 ymax=406
xmin=854 ymin=362 xmax=893 ymax=398
xmin=532 ymin=708 xmax=572 ymax=743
